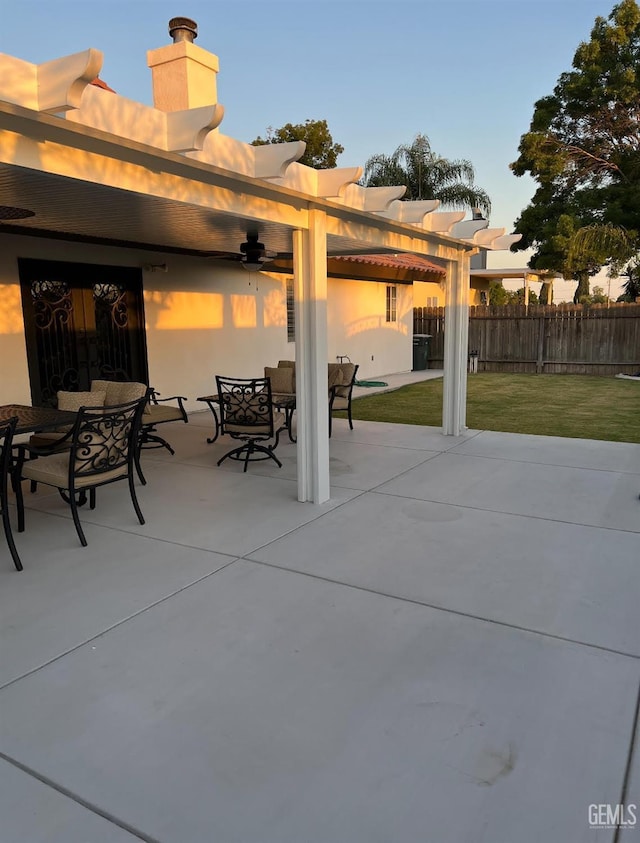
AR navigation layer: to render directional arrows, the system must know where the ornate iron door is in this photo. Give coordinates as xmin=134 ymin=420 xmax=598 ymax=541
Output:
xmin=19 ymin=259 xmax=148 ymax=406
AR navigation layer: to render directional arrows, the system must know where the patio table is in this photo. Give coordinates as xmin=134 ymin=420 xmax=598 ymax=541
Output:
xmin=271 ymin=393 xmax=296 ymax=443
xmin=0 ymin=404 xmax=78 ymax=435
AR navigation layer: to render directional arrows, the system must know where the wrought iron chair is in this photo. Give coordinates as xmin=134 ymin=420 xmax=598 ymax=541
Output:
xmin=139 ymin=388 xmax=189 ymax=454
xmin=90 ymin=380 xmax=188 ymax=475
xmin=215 ymin=376 xmax=286 ymax=472
xmin=27 ymin=385 xmax=151 ymax=487
xmin=1 ymin=416 xmax=22 ymax=571
xmin=328 ymin=362 xmax=359 ymax=436
xmin=15 ymin=397 xmax=147 ymax=548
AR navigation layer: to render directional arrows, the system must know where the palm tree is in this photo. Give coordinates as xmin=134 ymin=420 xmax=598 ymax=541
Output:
xmin=362 ymin=134 xmax=491 ymax=215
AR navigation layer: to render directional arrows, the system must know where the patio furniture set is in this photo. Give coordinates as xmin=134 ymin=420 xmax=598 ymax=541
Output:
xmin=197 ymin=359 xmax=359 ymax=446
xmin=0 ymin=382 xmax=187 ymax=572
xmin=1 ymin=361 xmax=359 ymax=570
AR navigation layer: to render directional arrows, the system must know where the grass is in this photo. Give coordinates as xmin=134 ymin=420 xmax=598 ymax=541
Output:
xmin=344 ymin=373 xmax=640 ymax=443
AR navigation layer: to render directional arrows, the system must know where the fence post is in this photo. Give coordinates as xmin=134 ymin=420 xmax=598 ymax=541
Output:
xmin=536 ymin=315 xmax=545 ymax=374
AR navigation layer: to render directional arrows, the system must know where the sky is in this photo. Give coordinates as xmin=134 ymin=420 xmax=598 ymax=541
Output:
xmin=1 ymin=0 xmax=622 ymax=293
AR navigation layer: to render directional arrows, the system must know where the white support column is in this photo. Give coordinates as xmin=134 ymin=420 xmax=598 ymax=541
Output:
xmin=292 ymin=211 xmax=331 ymax=503
xmin=442 ymin=250 xmax=470 ymax=436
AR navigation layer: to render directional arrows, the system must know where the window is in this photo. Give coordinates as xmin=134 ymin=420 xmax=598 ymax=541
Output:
xmin=286 ymin=277 xmax=295 ymax=342
xmin=426 ymin=296 xmax=439 ymax=307
xmin=386 ymin=285 xmax=397 ymax=322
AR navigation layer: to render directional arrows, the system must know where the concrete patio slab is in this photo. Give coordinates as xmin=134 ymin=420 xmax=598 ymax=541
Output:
xmin=450 ymin=429 xmax=640 ymax=474
xmin=1 ymin=560 xmax=636 ymax=843
xmin=0 ymin=506 xmax=236 ymax=687
xmin=0 ymin=758 xmax=141 ymax=843
xmin=250 ymin=492 xmax=640 ymax=654
xmin=329 ymin=418 xmax=478 ymax=451
xmin=142 ymin=417 xmax=442 ymax=491
xmin=21 ymin=459 xmax=361 ymax=557
xmin=619 ymin=738 xmax=640 ymax=840
xmin=376 ymin=451 xmax=640 ymax=532
xmin=3 ymin=420 xmax=640 ymax=843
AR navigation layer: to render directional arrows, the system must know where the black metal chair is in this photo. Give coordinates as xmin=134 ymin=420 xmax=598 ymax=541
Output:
xmin=139 ymin=387 xmax=189 ymax=454
xmin=90 ymin=381 xmax=187 ymax=482
xmin=15 ymin=397 xmax=147 ymax=548
xmin=328 ymin=362 xmax=359 ymax=436
xmin=215 ymin=376 xmax=286 ymax=472
xmin=1 ymin=416 xmax=22 ymax=571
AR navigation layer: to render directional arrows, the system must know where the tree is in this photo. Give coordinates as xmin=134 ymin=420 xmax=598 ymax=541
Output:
xmin=511 ymin=0 xmax=640 ymax=300
xmin=580 ymin=285 xmax=610 ymax=304
xmin=251 ymin=119 xmax=344 ymax=169
xmin=617 ymin=268 xmax=640 ymax=300
xmin=489 ymin=281 xmax=513 ymax=305
xmin=362 ymin=134 xmax=491 ymax=214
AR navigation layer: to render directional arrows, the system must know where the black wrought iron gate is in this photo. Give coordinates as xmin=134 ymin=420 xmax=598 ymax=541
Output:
xmin=19 ymin=258 xmax=149 ymax=407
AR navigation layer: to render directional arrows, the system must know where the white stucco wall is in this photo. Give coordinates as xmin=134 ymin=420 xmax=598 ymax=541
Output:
xmin=0 ymin=235 xmax=294 ymax=406
xmin=327 ymin=277 xmax=413 ymax=379
xmin=0 ymin=234 xmax=416 ymax=404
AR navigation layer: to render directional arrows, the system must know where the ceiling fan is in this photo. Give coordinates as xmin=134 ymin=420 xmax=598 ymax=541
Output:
xmin=205 ymin=232 xmax=279 ymax=271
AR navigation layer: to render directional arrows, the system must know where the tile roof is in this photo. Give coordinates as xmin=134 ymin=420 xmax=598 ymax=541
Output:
xmin=90 ymin=77 xmax=116 ymax=93
xmin=334 ymin=253 xmax=446 ymax=276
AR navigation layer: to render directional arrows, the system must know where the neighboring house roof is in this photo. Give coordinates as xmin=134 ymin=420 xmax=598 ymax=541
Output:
xmin=469 ymin=268 xmax=558 ymax=282
xmin=334 ymin=253 xmax=446 ymax=276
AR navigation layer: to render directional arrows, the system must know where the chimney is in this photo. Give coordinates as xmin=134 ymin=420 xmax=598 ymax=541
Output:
xmin=147 ymin=17 xmax=219 ymax=111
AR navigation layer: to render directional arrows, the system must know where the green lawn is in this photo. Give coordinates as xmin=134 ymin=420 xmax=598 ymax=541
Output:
xmin=345 ymin=373 xmax=640 ymax=443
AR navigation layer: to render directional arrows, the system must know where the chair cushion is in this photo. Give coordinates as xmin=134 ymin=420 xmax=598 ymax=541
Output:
xmin=331 ymin=396 xmax=350 ymax=410
xmin=54 ymin=391 xmax=106 ymax=434
xmin=277 ymin=361 xmax=295 ymax=392
xmin=21 ymin=452 xmax=127 ymax=488
xmin=91 ymin=380 xmax=150 ymax=415
xmin=335 ymin=363 xmax=356 ymax=397
xmin=265 ymin=366 xmax=294 ymax=395
xmin=225 ymin=411 xmax=286 ymax=436
xmin=57 ymin=390 xmax=106 ymax=412
xmin=327 ymin=364 xmax=344 ymax=391
xmin=144 ymin=404 xmax=184 ymax=424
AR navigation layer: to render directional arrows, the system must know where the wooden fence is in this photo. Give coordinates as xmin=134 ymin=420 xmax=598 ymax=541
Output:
xmin=413 ymin=303 xmax=640 ymax=375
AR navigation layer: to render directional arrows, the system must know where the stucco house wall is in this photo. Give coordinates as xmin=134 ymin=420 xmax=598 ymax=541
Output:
xmin=1 ymin=233 xmax=416 ymax=404
xmin=327 ymin=277 xmax=413 ymax=378
xmin=0 ymin=235 xmax=297 ymax=405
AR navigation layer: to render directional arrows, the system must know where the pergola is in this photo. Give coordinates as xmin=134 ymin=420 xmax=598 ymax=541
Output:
xmin=0 ymin=31 xmax=518 ymax=504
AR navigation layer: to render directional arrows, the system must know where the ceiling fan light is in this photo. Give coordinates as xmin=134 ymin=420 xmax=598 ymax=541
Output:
xmin=241 ymin=255 xmax=268 ymax=271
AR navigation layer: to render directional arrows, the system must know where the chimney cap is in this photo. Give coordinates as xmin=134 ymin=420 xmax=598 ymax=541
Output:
xmin=168 ymin=17 xmax=198 ymax=43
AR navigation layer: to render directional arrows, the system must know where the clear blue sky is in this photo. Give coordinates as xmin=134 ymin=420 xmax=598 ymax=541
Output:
xmin=1 ymin=0 xmax=615 ymax=244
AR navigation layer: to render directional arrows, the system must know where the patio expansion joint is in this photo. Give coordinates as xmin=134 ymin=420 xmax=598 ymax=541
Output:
xmin=443 ymin=447 xmax=640 ymax=476
xmin=0 ymin=751 xmax=163 ymax=843
xmin=369 ymin=488 xmax=640 ymax=536
xmin=242 ymin=556 xmax=640 ymax=663
xmin=333 ymin=429 xmax=484 ymax=453
xmin=0 ymin=555 xmax=242 ymax=694
xmin=230 ymin=489 xmax=372 ymax=557
xmin=614 ymin=678 xmax=640 ymax=843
